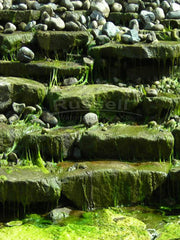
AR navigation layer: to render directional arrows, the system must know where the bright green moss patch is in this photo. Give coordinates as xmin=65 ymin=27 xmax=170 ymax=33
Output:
xmin=157 ymin=222 xmax=180 ymax=239
xmin=0 ymin=209 xmax=151 ymax=240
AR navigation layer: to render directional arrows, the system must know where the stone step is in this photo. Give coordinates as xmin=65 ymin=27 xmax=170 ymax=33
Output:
xmin=89 ymin=41 xmax=180 ymax=82
xmin=0 ymin=76 xmax=46 ymax=113
xmin=0 ymin=60 xmax=87 ymax=82
xmin=17 ymin=123 xmax=174 ymax=162
xmin=46 ymin=84 xmax=180 ymax=122
xmin=0 ymin=10 xmax=40 ymax=25
xmin=1 ymin=161 xmax=179 ymax=211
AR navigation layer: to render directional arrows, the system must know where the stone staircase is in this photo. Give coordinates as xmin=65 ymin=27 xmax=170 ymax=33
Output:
xmin=0 ymin=2 xmax=179 ymax=217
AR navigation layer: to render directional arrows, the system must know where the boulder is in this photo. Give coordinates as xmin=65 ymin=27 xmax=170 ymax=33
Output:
xmin=91 ymin=0 xmax=110 ymax=18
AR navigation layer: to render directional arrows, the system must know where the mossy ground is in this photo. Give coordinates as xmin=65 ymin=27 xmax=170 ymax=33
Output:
xmin=0 ymin=207 xmax=179 ymax=240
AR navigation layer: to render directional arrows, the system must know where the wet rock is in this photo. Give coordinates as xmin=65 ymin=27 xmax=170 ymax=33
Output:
xmin=40 ymin=111 xmax=58 ymax=127
xmin=63 ymin=77 xmax=78 ymax=86
xmin=8 ymin=114 xmax=19 ymax=124
xmin=73 ymin=147 xmax=81 ymax=159
xmin=140 ymin=10 xmax=156 ymax=25
xmin=61 ymin=0 xmax=74 ymax=11
xmin=12 ymin=102 xmax=26 ymax=115
xmin=166 ymin=10 xmax=180 ymax=19
xmin=146 ymin=88 xmax=158 ymax=97
xmin=121 ymin=29 xmax=140 ymax=44
xmin=45 ymin=16 xmax=65 ymax=30
xmin=31 ymin=118 xmax=46 ymax=127
xmin=34 ymin=23 xmax=48 ymax=31
xmin=65 ymin=21 xmax=80 ymax=31
xmin=129 ymin=19 xmax=139 ymax=30
xmin=25 ymin=20 xmax=36 ymax=31
xmin=90 ymin=20 xmax=98 ymax=29
xmin=3 ymin=0 xmax=12 ymax=9
xmin=161 ymin=1 xmax=170 ymax=13
xmin=91 ymin=0 xmax=110 ymax=18
xmin=31 ymin=1 xmax=41 ymax=10
xmin=125 ymin=3 xmax=139 ymax=13
xmin=0 ymin=114 xmax=7 ymax=123
xmin=83 ymin=112 xmax=98 ymax=127
xmin=18 ymin=3 xmax=27 ymax=10
xmin=72 ymin=0 xmax=83 ymax=9
xmin=111 ymin=2 xmax=122 ymax=12
xmin=170 ymin=2 xmax=180 ymax=12
xmin=83 ymin=0 xmax=90 ymax=10
xmin=0 ymin=123 xmax=15 ymax=153
xmin=95 ymin=34 xmax=110 ymax=45
xmin=4 ymin=22 xmax=16 ymax=33
xmin=22 ymin=106 xmax=36 ymax=118
xmin=146 ymin=31 xmax=157 ymax=43
xmin=154 ymin=7 xmax=165 ymax=20
xmin=17 ymin=47 xmax=34 ymax=63
xmin=7 ymin=152 xmax=18 ymax=164
xmin=48 ymin=207 xmax=72 ymax=222
xmin=102 ymin=21 xmax=120 ymax=38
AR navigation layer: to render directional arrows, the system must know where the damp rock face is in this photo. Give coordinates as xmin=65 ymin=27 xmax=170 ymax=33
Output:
xmin=0 ymin=123 xmax=15 ymax=153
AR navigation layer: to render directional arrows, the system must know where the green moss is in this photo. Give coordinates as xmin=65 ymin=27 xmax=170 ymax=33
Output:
xmin=0 ymin=175 xmax=7 ymax=181
xmin=157 ymin=222 xmax=180 ymax=239
xmin=0 ymin=209 xmax=150 ymax=240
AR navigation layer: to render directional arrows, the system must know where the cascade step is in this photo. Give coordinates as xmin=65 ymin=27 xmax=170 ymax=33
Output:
xmin=17 ymin=123 xmax=174 ymax=162
xmin=89 ymin=41 xmax=180 ymax=82
xmin=172 ymin=127 xmax=180 ymax=158
xmin=0 ymin=60 xmax=87 ymax=82
xmin=0 ymin=76 xmax=46 ymax=112
xmin=0 ymin=10 xmax=40 ymax=25
xmin=0 ymin=161 xmax=174 ymax=210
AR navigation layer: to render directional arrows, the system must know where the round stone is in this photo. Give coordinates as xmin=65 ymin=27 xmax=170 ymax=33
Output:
xmin=83 ymin=112 xmax=98 ymax=127
xmin=17 ymin=47 xmax=34 ymax=63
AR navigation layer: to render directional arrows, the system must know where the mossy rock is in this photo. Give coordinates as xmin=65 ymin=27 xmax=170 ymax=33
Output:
xmin=89 ymin=41 xmax=180 ymax=60
xmin=46 ymin=84 xmax=142 ymax=119
xmin=172 ymin=127 xmax=180 ymax=158
xmin=108 ymin=12 xmax=138 ymax=26
xmin=0 ymin=166 xmax=61 ymax=205
xmin=78 ymin=124 xmax=174 ymax=161
xmin=36 ymin=31 xmax=89 ymax=53
xmin=0 ymin=76 xmax=46 ymax=112
xmin=0 ymin=32 xmax=35 ymax=58
xmin=168 ymin=165 xmax=180 ymax=204
xmin=17 ymin=126 xmax=85 ymax=161
xmin=0 ymin=10 xmax=40 ymax=25
xmin=0 ymin=60 xmax=87 ymax=82
xmin=141 ymin=94 xmax=180 ymax=122
xmin=60 ymin=161 xmax=169 ymax=209
xmin=0 ymin=123 xmax=15 ymax=153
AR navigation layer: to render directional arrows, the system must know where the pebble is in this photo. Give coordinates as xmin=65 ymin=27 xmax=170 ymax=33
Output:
xmin=4 ymin=22 xmax=16 ymax=33
xmin=63 ymin=77 xmax=78 ymax=86
xmin=146 ymin=88 xmax=158 ymax=97
xmin=40 ymin=111 xmax=58 ymax=127
xmin=83 ymin=112 xmax=98 ymax=127
xmin=111 ymin=2 xmax=122 ymax=12
xmin=0 ymin=114 xmax=7 ymax=123
xmin=8 ymin=114 xmax=19 ymax=124
xmin=17 ymin=47 xmax=34 ymax=63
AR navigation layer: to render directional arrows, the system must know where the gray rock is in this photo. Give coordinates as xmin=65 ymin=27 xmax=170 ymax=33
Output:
xmin=144 ymin=22 xmax=155 ymax=30
xmin=154 ymin=7 xmax=165 ymax=20
xmin=63 ymin=77 xmax=78 ymax=86
xmin=161 ymin=1 xmax=170 ymax=13
xmin=146 ymin=88 xmax=158 ymax=97
xmin=4 ymin=22 xmax=16 ymax=33
xmin=8 ymin=114 xmax=19 ymax=124
xmin=146 ymin=31 xmax=157 ymax=43
xmin=0 ymin=114 xmax=7 ymax=123
xmin=65 ymin=21 xmax=80 ymax=31
xmin=80 ymin=15 xmax=86 ymax=25
xmin=102 ymin=21 xmax=120 ymax=38
xmin=40 ymin=5 xmax=54 ymax=16
xmin=3 ymin=0 xmax=12 ymax=9
xmin=91 ymin=0 xmax=110 ymax=18
xmin=34 ymin=24 xmax=48 ymax=31
xmin=61 ymin=0 xmax=74 ymax=10
xmin=22 ymin=106 xmax=36 ymax=119
xmin=125 ymin=3 xmax=139 ymax=13
xmin=25 ymin=20 xmax=36 ymax=31
xmin=90 ymin=10 xmax=103 ymax=21
xmin=31 ymin=118 xmax=46 ymax=127
xmin=72 ymin=0 xmax=83 ymax=9
xmin=83 ymin=0 xmax=90 ymax=10
xmin=166 ymin=10 xmax=180 ymax=19
xmin=31 ymin=1 xmax=41 ymax=10
xmin=140 ymin=10 xmax=156 ymax=25
xmin=45 ymin=16 xmax=65 ymax=30
xmin=83 ymin=112 xmax=98 ymax=127
xmin=40 ymin=111 xmax=58 ymax=127
xmin=98 ymin=17 xmax=106 ymax=26
xmin=18 ymin=3 xmax=27 ymax=10
xmin=48 ymin=207 xmax=72 ymax=222
xmin=0 ymin=2 xmax=3 ymax=10
xmin=152 ymin=23 xmax=164 ymax=31
xmin=95 ymin=34 xmax=110 ymax=45
xmin=170 ymin=2 xmax=180 ymax=11
xmin=111 ymin=2 xmax=122 ymax=12
xmin=17 ymin=47 xmax=34 ymax=63
xmin=121 ymin=29 xmax=140 ymax=44
xmin=106 ymin=0 xmax=114 ymax=6
xmin=18 ymin=22 xmax=26 ymax=31
xmin=7 ymin=152 xmax=18 ymax=164
xmin=129 ymin=19 xmax=139 ymax=30
xmin=12 ymin=102 xmax=26 ymax=114
xmin=90 ymin=20 xmax=98 ymax=29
